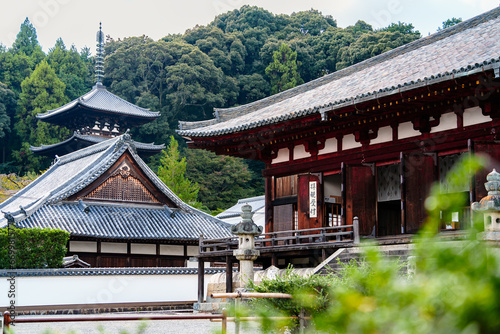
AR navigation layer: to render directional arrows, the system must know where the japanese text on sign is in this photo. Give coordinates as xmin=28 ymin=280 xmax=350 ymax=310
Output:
xmin=309 ymin=181 xmax=317 ymax=218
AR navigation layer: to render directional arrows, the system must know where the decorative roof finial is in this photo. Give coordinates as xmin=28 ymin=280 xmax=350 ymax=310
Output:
xmin=95 ymin=22 xmax=105 ymax=85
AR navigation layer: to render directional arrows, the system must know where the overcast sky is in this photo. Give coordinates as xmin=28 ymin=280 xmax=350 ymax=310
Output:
xmin=1 ymin=0 xmax=498 ymax=54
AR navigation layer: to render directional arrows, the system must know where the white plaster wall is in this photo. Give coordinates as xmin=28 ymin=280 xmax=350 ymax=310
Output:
xmin=398 ymin=121 xmax=420 ymax=139
xmin=101 ymin=242 xmax=127 ymax=254
xmin=370 ymin=126 xmax=393 ymax=145
xmin=430 ymin=112 xmax=457 ymax=133
xmin=69 ymin=241 xmax=97 ymax=253
xmin=130 ymin=243 xmax=156 ymax=255
xmin=159 ymin=245 xmax=184 ymax=256
xmin=342 ymin=134 xmax=361 ymax=150
xmin=293 ymin=144 xmax=311 ymax=160
xmin=271 ymin=147 xmax=289 ymax=164
xmin=463 ymin=106 xmax=492 ymax=126
xmin=187 ymin=246 xmax=199 ymax=256
xmin=318 ymin=137 xmax=337 ymax=155
xmin=0 ymin=273 xmax=212 ymax=306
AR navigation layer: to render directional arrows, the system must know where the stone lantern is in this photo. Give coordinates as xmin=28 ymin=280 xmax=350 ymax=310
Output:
xmin=471 ymin=169 xmax=500 ymax=240
xmin=231 ymin=203 xmax=263 ymax=287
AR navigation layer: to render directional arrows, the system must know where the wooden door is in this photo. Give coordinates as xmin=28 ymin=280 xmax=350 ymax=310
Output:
xmin=344 ymin=164 xmax=376 ymax=236
xmin=402 ymin=153 xmax=437 ymax=234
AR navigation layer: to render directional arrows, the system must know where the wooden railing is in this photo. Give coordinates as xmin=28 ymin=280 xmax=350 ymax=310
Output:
xmin=200 ymin=218 xmax=360 ymax=255
xmin=3 ymin=311 xmax=228 ymax=334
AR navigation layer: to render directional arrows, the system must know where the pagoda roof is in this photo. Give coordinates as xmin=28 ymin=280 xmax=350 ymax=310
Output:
xmin=37 ymin=83 xmax=160 ymax=126
xmin=178 ymin=7 xmax=500 ymax=138
xmin=30 ymin=132 xmax=165 ymax=158
xmin=0 ymin=135 xmax=230 ymax=241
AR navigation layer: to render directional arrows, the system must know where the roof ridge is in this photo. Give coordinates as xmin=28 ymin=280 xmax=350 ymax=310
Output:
xmin=237 ymin=195 xmax=265 ymax=203
xmin=83 ymin=85 xmax=154 ymax=113
xmin=55 ymin=135 xmax=122 ymax=165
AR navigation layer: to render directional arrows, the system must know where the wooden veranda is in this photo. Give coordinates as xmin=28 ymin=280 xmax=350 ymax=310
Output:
xmin=196 ymin=221 xmax=360 ymax=304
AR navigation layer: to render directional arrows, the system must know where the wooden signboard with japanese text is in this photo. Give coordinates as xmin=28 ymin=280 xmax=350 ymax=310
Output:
xmin=297 ymin=173 xmax=322 ymax=232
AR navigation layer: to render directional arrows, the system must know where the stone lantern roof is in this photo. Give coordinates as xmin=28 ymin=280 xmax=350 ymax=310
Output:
xmin=230 ymin=203 xmax=263 ymax=236
xmin=472 ymin=169 xmax=500 ymax=212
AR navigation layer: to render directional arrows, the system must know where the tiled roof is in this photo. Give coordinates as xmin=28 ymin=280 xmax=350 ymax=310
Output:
xmin=30 ymin=131 xmax=165 ymax=157
xmin=216 ymin=195 xmax=265 ymax=229
xmin=216 ymin=195 xmax=265 ymax=219
xmin=0 ymin=135 xmax=231 ymax=240
xmin=18 ymin=202 xmax=230 ymax=240
xmin=178 ymin=7 xmax=500 ymax=137
xmin=37 ymin=83 xmax=159 ymax=120
xmin=0 ymin=267 xmax=228 ymax=277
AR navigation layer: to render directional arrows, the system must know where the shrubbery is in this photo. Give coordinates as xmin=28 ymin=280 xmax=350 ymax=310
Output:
xmin=0 ymin=226 xmax=70 ymax=269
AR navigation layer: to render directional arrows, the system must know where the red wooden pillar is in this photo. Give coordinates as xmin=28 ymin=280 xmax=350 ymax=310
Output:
xmin=265 ymin=175 xmax=274 ymax=234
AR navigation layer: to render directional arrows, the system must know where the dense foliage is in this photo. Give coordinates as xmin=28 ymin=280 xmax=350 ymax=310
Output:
xmin=0 ymin=8 xmax=423 ymax=210
xmin=0 ymin=226 xmax=70 ymax=269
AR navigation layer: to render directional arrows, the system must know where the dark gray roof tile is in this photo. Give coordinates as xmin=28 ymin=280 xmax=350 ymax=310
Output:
xmin=38 ymin=84 xmax=159 ymax=120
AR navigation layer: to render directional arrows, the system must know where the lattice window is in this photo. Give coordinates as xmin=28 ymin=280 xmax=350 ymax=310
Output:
xmin=377 ymin=164 xmax=401 ymax=202
xmin=439 ymin=153 xmax=469 ymax=193
xmin=85 ymin=172 xmax=160 ymax=204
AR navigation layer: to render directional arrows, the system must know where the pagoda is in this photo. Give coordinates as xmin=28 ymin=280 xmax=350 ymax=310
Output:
xmin=31 ymin=24 xmax=164 ymax=158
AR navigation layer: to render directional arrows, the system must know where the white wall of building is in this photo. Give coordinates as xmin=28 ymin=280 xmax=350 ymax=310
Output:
xmin=0 ymin=270 xmax=213 ymax=307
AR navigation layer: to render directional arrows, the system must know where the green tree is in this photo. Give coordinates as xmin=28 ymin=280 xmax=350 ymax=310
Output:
xmin=157 ymin=136 xmax=200 ymax=206
xmin=289 ymin=9 xmax=337 ymax=36
xmin=13 ymin=60 xmax=70 ymax=173
xmin=0 ymin=83 xmax=15 ymax=169
xmin=46 ymin=38 xmax=93 ymax=100
xmin=0 ymin=46 xmax=35 ymax=95
xmin=439 ymin=17 xmax=463 ymax=31
xmin=380 ymin=21 xmax=420 ymax=36
xmin=336 ymin=29 xmax=420 ymax=70
xmin=11 ymin=18 xmax=45 ymax=64
xmin=0 ymin=83 xmax=14 ymax=139
xmin=265 ymin=43 xmax=304 ymax=94
xmin=185 ymin=149 xmax=255 ymax=211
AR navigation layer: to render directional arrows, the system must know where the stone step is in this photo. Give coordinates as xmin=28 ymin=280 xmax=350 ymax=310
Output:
xmin=315 ymin=245 xmax=413 ymax=275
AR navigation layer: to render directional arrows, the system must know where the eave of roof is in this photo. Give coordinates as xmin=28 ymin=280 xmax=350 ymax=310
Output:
xmin=177 ymin=7 xmax=500 ymax=138
xmin=16 ymin=202 xmax=231 ymax=240
xmin=30 ymin=132 xmax=165 ymax=156
xmin=37 ymin=83 xmax=160 ymax=121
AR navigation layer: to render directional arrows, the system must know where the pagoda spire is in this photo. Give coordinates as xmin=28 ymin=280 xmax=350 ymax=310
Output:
xmin=95 ymin=22 xmax=105 ymax=85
